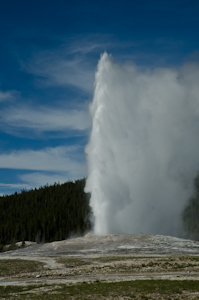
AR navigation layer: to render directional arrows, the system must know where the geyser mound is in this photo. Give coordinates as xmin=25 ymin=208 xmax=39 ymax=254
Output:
xmin=85 ymin=53 xmax=199 ymax=237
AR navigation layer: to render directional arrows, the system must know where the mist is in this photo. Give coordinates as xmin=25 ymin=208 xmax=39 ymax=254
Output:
xmin=85 ymin=53 xmax=199 ymax=237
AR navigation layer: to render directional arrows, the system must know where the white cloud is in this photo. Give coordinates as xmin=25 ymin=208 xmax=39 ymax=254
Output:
xmin=19 ymin=172 xmax=72 ymax=188
xmin=0 ymin=183 xmax=32 ymax=196
xmin=24 ymin=45 xmax=96 ymax=94
xmin=0 ymin=146 xmax=86 ymax=177
xmin=29 ymin=56 xmax=95 ymax=93
xmin=0 ymin=169 xmax=85 ymax=195
xmin=0 ymin=105 xmax=91 ymax=134
xmin=23 ymin=37 xmax=114 ymax=94
xmin=0 ymin=145 xmax=86 ymax=195
xmin=0 ymin=90 xmax=15 ymax=102
xmin=0 ymin=183 xmax=28 ymax=189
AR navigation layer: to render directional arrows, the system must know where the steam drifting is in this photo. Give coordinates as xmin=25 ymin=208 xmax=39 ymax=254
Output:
xmin=85 ymin=53 xmax=199 ymax=237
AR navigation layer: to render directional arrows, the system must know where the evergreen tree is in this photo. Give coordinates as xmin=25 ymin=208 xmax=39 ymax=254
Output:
xmin=0 ymin=179 xmax=91 ymax=246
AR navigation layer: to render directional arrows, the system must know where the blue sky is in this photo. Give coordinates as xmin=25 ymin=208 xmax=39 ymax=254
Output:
xmin=0 ymin=0 xmax=199 ymax=195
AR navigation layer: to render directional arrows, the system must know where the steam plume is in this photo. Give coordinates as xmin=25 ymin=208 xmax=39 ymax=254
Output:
xmin=85 ymin=53 xmax=199 ymax=236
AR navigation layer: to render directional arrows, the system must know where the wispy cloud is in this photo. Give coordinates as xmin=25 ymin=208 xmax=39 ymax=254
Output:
xmin=0 ymin=183 xmax=28 ymax=189
xmin=0 ymin=172 xmax=75 ymax=195
xmin=0 ymin=145 xmax=86 ymax=176
xmin=0 ymin=182 xmax=34 ymax=196
xmin=0 ymin=105 xmax=91 ymax=135
xmin=0 ymin=145 xmax=86 ymax=195
xmin=19 ymin=34 xmax=186 ymax=98
xmin=19 ymin=172 xmax=73 ymax=188
xmin=0 ymin=90 xmax=16 ymax=102
xmin=28 ymin=55 xmax=95 ymax=93
xmin=23 ymin=37 xmax=113 ymax=94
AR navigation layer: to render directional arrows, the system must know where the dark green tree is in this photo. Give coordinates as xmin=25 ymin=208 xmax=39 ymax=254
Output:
xmin=0 ymin=179 xmax=91 ymax=247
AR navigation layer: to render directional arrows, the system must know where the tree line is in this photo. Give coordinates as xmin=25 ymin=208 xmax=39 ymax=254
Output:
xmin=183 ymin=174 xmax=199 ymax=241
xmin=0 ymin=179 xmax=91 ymax=247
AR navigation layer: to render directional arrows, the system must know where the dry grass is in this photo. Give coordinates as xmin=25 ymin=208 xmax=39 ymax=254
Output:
xmin=56 ymin=255 xmax=199 ymax=275
xmin=1 ymin=280 xmax=199 ymax=299
xmin=0 ymin=259 xmax=44 ymax=276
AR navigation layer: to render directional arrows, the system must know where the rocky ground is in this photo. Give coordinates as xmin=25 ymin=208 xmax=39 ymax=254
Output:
xmin=1 ymin=233 xmax=199 ymax=299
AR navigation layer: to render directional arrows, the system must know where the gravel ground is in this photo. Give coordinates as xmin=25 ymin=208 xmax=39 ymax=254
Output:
xmin=1 ymin=233 xmax=199 ymax=287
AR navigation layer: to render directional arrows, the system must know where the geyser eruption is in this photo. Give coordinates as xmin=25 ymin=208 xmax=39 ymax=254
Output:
xmin=85 ymin=53 xmax=199 ymax=236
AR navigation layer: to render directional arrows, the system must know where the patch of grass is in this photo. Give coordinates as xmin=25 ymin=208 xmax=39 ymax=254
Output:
xmin=179 ymin=256 xmax=199 ymax=262
xmin=94 ymin=255 xmax=149 ymax=262
xmin=57 ymin=255 xmax=199 ymax=275
xmin=2 ymin=280 xmax=199 ymax=299
xmin=0 ymin=259 xmax=44 ymax=276
xmin=57 ymin=257 xmax=90 ymax=267
xmin=57 ymin=255 xmax=199 ymax=265
xmin=57 ymin=256 xmax=136 ymax=267
xmin=0 ymin=284 xmax=46 ymax=299
xmin=60 ymin=280 xmax=199 ymax=298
